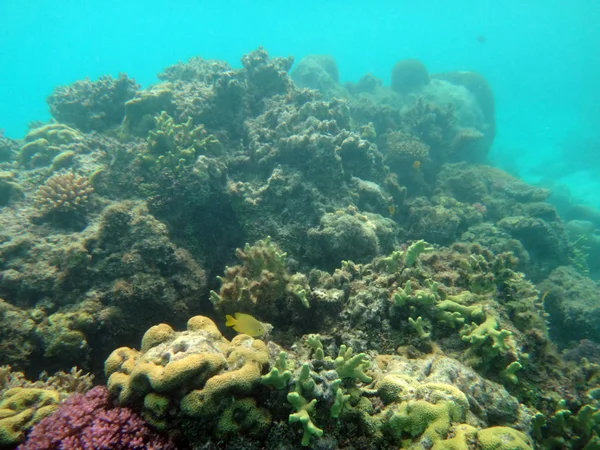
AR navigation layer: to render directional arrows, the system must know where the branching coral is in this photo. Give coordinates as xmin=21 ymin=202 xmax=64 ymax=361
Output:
xmin=17 ymin=386 xmax=174 ymax=449
xmin=142 ymin=111 xmax=220 ymax=169
xmin=34 ymin=171 xmax=94 ymax=215
xmin=384 ymin=131 xmax=430 ymax=169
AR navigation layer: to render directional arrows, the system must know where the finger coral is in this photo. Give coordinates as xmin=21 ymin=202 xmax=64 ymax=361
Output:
xmin=34 ymin=170 xmax=94 ymax=214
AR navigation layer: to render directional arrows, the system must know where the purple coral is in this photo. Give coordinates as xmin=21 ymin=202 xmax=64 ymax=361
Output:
xmin=18 ymin=386 xmax=175 ymax=450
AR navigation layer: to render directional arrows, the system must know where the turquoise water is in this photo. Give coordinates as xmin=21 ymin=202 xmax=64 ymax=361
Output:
xmin=2 ymin=0 xmax=599 ymax=203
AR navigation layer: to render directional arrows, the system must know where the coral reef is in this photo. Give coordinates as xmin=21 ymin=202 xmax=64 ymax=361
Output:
xmin=0 ymin=47 xmax=598 ymax=449
xmin=104 ymin=316 xmax=269 ymax=443
xmin=291 ymin=54 xmax=348 ymax=99
xmin=539 ymin=266 xmax=600 ymax=348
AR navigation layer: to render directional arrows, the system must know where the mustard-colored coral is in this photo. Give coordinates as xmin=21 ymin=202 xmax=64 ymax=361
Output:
xmin=105 ymin=315 xmax=269 ymax=429
xmin=19 ymin=124 xmax=81 ymax=167
xmin=477 ymin=426 xmax=533 ymax=449
xmin=386 ymin=382 xmax=468 ymax=444
xmin=0 ymin=388 xmax=61 ymax=446
xmin=180 ymin=334 xmax=268 ymax=418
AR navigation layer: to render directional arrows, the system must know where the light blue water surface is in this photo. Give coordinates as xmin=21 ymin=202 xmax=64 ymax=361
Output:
xmin=1 ymin=0 xmax=599 ymax=204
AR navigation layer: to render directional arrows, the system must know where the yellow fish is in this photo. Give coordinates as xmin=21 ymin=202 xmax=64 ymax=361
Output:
xmin=225 ymin=313 xmax=266 ymax=337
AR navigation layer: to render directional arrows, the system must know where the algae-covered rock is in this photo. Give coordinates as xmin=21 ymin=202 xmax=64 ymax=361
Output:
xmin=540 ymin=265 xmax=600 ymax=348
xmin=0 ymin=171 xmax=24 ymax=207
xmin=47 ymin=73 xmax=139 ymax=132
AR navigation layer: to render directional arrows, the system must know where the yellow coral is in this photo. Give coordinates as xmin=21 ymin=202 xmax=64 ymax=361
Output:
xmin=105 ymin=315 xmax=269 ymax=429
xmin=477 ymin=426 xmax=533 ymax=449
xmin=0 ymin=388 xmax=61 ymax=446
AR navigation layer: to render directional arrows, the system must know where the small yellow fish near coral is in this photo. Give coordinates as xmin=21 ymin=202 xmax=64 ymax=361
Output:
xmin=225 ymin=313 xmax=266 ymax=337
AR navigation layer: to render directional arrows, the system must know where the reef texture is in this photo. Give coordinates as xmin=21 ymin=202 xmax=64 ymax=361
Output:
xmin=0 ymin=47 xmax=598 ymax=449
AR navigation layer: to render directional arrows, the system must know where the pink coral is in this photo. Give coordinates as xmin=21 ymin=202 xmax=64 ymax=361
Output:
xmin=18 ymin=386 xmax=174 ymax=450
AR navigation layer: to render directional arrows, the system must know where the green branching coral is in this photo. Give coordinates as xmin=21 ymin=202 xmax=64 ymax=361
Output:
xmin=287 ymin=392 xmax=324 ymax=446
xmin=295 ymin=363 xmax=317 ymax=396
xmin=335 ymin=345 xmax=372 ymax=383
xmin=532 ymin=400 xmax=600 ymax=449
xmin=436 ymin=294 xmax=484 ymax=326
xmin=404 ymin=239 xmax=434 ymax=266
xmin=381 ymin=249 xmax=404 ymax=273
xmin=408 ymin=316 xmax=431 ymax=339
xmin=261 ymin=352 xmax=292 ymax=389
xmin=461 ymin=315 xmax=514 ymax=358
xmin=500 ymin=361 xmax=523 ymax=385
xmin=307 ymin=335 xmax=325 ymax=360
xmin=380 ymin=239 xmax=434 ymax=273
xmin=330 ymin=379 xmax=350 ymax=418
xmin=393 ymin=279 xmax=439 ymax=307
xmin=142 ymin=111 xmax=220 ymax=169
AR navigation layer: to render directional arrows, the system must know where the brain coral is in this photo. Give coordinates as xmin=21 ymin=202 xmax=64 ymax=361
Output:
xmin=104 ymin=315 xmax=269 ymax=433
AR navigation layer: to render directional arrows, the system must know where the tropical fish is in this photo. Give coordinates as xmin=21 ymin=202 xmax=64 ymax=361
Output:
xmin=388 ymin=204 xmax=396 ymax=216
xmin=225 ymin=313 xmax=266 ymax=337
xmin=412 ymin=160 xmax=421 ymax=169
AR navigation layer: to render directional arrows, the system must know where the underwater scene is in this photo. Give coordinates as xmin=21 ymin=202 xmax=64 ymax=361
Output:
xmin=1 ymin=1 xmax=600 ymax=449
